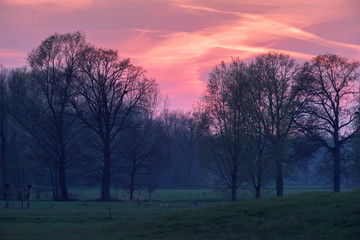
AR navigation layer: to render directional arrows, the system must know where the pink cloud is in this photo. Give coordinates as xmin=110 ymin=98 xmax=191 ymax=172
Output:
xmin=0 ymin=49 xmax=27 ymax=68
xmin=0 ymin=0 xmax=359 ymax=109
xmin=3 ymin=0 xmax=93 ymax=9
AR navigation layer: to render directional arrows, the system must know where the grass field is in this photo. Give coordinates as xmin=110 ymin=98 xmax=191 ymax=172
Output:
xmin=31 ymin=185 xmax=356 ymax=202
xmin=0 ymin=188 xmax=359 ymax=239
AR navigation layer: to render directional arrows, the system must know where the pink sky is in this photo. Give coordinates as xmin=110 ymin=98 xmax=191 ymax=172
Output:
xmin=1 ymin=0 xmax=359 ymax=110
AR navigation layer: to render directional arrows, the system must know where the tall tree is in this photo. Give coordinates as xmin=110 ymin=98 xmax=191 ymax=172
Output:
xmin=252 ymin=52 xmax=306 ymax=197
xmin=0 ymin=65 xmax=9 ymax=200
xmin=242 ymin=62 xmax=274 ymax=199
xmin=298 ymin=54 xmax=360 ymax=192
xmin=196 ymin=59 xmax=250 ymax=201
xmin=9 ymin=32 xmax=85 ymax=200
xmin=70 ymin=46 xmax=158 ymax=201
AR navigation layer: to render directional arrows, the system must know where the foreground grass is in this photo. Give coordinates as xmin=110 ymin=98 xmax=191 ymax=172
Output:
xmin=1 ymin=191 xmax=360 ymax=239
xmin=126 ymin=191 xmax=360 ymax=240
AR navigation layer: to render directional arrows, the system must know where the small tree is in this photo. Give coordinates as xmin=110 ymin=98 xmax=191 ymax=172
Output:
xmin=119 ymin=116 xmax=168 ymax=201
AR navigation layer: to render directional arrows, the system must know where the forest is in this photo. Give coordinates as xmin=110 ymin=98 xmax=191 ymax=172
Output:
xmin=0 ymin=31 xmax=359 ymax=203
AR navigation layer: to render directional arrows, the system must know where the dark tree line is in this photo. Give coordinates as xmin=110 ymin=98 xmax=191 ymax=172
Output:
xmin=0 ymin=32 xmax=163 ymax=201
xmin=196 ymin=52 xmax=360 ymax=200
xmin=0 ymin=32 xmax=359 ymax=202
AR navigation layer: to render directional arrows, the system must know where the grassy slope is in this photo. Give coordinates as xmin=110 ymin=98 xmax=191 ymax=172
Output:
xmin=0 ymin=191 xmax=359 ymax=240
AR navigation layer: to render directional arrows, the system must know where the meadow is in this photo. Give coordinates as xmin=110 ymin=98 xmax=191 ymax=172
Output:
xmin=0 ymin=187 xmax=359 ymax=240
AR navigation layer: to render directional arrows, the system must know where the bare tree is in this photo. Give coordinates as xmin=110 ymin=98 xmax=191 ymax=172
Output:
xmin=298 ymin=54 xmax=360 ymax=192
xmin=8 ymin=32 xmax=85 ymax=200
xmin=196 ymin=59 xmax=250 ymax=201
xmin=119 ymin=116 xmax=168 ymax=201
xmin=252 ymin=52 xmax=306 ymax=197
xmin=0 ymin=65 xmax=9 ymax=200
xmin=241 ymin=116 xmax=273 ymax=199
xmin=241 ymin=62 xmax=274 ymax=199
xmin=70 ymin=46 xmax=158 ymax=201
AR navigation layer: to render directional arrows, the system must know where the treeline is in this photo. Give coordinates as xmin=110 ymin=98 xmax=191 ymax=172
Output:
xmin=0 ymin=32 xmax=359 ymax=202
xmin=196 ymin=53 xmax=360 ymax=201
xmin=0 ymin=32 xmax=202 ymax=202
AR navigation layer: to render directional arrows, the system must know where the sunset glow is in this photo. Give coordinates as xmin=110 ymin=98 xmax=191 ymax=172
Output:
xmin=1 ymin=0 xmax=359 ymax=109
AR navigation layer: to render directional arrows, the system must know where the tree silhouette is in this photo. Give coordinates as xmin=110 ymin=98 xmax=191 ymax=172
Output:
xmin=70 ymin=46 xmax=158 ymax=201
xmin=298 ymin=54 xmax=360 ymax=192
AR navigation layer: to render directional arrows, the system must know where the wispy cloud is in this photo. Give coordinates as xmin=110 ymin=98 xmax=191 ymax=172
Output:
xmin=3 ymin=0 xmax=93 ymax=9
xmin=0 ymin=49 xmax=27 ymax=68
xmin=0 ymin=49 xmax=26 ymax=57
xmin=0 ymin=0 xmax=359 ymax=109
xmin=172 ymin=3 xmax=360 ymax=54
xmin=121 ymin=1 xmax=360 ymax=108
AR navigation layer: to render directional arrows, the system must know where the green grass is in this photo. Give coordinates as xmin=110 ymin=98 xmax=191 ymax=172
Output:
xmin=0 ymin=190 xmax=359 ymax=240
xmin=28 ymin=185 xmax=356 ymax=202
xmin=38 ymin=186 xmax=354 ymax=201
xmin=40 ymin=187 xmax=226 ymax=202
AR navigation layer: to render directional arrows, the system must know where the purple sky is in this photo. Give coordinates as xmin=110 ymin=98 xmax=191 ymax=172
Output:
xmin=1 ymin=0 xmax=359 ymax=109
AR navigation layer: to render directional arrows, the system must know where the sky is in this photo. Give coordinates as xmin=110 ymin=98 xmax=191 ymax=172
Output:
xmin=1 ymin=0 xmax=360 ymax=110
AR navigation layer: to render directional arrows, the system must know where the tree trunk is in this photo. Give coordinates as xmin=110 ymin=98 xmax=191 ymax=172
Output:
xmin=231 ymin=173 xmax=237 ymax=201
xmin=50 ymin=169 xmax=55 ymax=201
xmin=256 ymin=156 xmax=262 ymax=199
xmin=186 ymin=154 xmax=193 ymax=187
xmin=333 ymin=142 xmax=341 ymax=192
xmin=275 ymin=141 xmax=283 ymax=197
xmin=129 ymin=170 xmax=135 ymax=201
xmin=101 ymin=139 xmax=111 ymax=201
xmin=59 ymin=155 xmax=68 ymax=201
xmin=276 ymin=156 xmax=283 ymax=197
xmin=255 ymin=185 xmax=261 ymax=199
xmin=186 ymin=127 xmax=194 ymax=186
xmin=58 ymin=129 xmax=68 ymax=201
xmin=50 ymin=167 xmax=60 ymax=201
xmin=231 ymin=185 xmax=237 ymax=201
